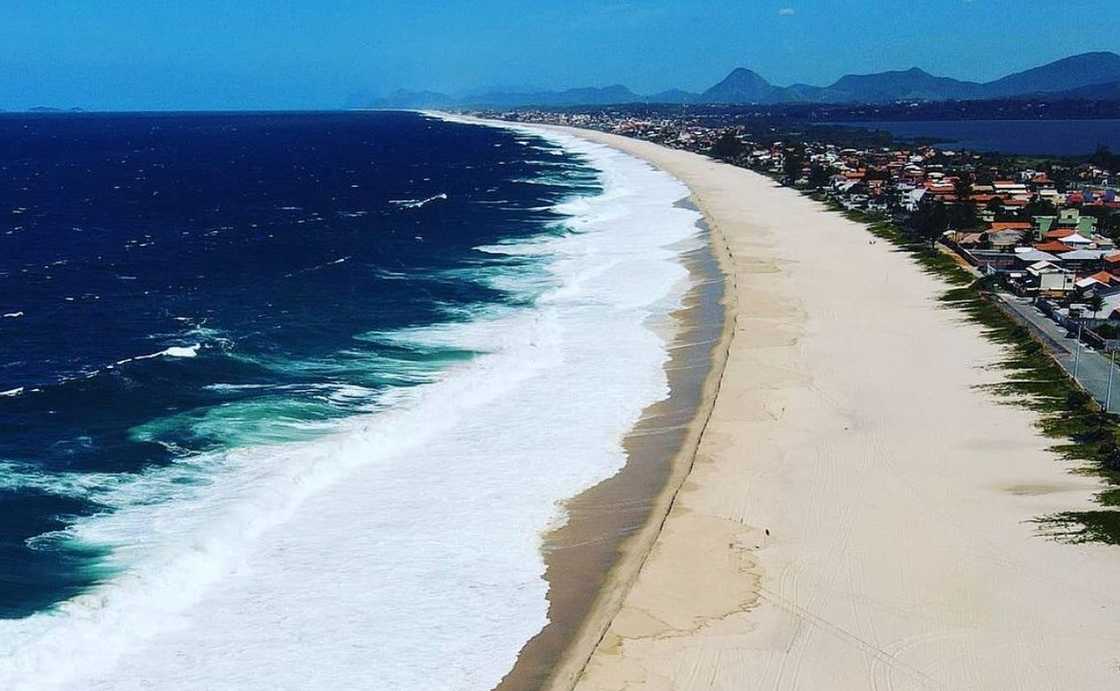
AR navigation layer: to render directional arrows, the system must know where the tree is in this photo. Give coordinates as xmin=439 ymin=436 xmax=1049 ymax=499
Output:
xmin=865 ymin=167 xmax=890 ymax=182
xmin=1089 ymin=145 xmax=1120 ymax=173
xmin=808 ymin=164 xmax=831 ymax=189
xmin=710 ymin=130 xmax=745 ymax=162
xmin=782 ymin=146 xmax=806 ymax=185
xmin=986 ymin=196 xmax=1004 ymax=214
xmin=1089 ymin=292 xmax=1106 ymax=320
xmin=1042 ymin=163 xmax=1073 ymax=191
xmin=953 ymin=176 xmax=973 ymax=202
xmin=1024 ymin=195 xmax=1057 ymax=218
xmin=1079 ymin=206 xmax=1119 ymax=236
xmin=946 ymin=202 xmax=978 ymax=231
xmin=912 ymin=201 xmax=950 ymax=248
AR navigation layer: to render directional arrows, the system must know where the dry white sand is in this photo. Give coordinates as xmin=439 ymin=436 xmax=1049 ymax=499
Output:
xmin=548 ymin=129 xmax=1120 ymax=691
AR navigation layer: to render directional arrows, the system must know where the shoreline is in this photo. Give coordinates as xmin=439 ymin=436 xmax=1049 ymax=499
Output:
xmin=532 ymin=128 xmax=1120 ymax=689
xmin=495 ymin=201 xmax=733 ymax=691
xmin=430 ymin=112 xmax=738 ymax=691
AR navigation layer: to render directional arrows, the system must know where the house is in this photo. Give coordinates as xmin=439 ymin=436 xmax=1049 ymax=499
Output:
xmin=1012 ymin=247 xmax=1062 ymax=267
xmin=1051 ymin=230 xmax=1093 ymax=247
xmin=991 ymin=221 xmax=1032 ymax=232
xmin=1058 ymin=249 xmax=1111 ymax=273
xmin=951 ymin=231 xmax=985 ymax=249
xmin=993 ymin=180 xmax=1030 ymax=200
xmin=1032 ymin=240 xmax=1074 ymax=254
xmin=1024 ymin=260 xmax=1076 ymax=297
xmin=1074 ymin=270 xmax=1120 ymax=295
xmin=1104 ymin=252 xmax=1120 ymax=276
xmin=988 ymin=229 xmax=1026 ymax=250
xmin=902 ymin=187 xmax=928 ymax=212
xmin=1092 ymin=292 xmax=1120 ymax=322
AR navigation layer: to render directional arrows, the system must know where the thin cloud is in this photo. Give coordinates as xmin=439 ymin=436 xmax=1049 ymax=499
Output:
xmin=778 ymin=8 xmax=796 ymax=16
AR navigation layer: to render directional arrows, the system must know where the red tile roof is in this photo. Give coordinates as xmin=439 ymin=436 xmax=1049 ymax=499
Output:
xmin=1033 ymin=241 xmax=1075 ymax=253
xmin=1044 ymin=227 xmax=1077 ymax=239
xmin=991 ymin=222 xmax=1033 ymax=231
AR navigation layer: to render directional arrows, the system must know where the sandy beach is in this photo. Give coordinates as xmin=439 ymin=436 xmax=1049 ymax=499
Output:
xmin=536 ymin=129 xmax=1120 ymax=690
xmin=496 ymin=206 xmax=726 ymax=691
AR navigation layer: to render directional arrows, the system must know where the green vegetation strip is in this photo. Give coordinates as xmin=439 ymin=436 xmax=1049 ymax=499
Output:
xmin=818 ymin=196 xmax=1120 ymax=544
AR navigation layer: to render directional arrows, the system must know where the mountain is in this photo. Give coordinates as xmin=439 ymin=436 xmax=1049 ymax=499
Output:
xmin=701 ymin=68 xmax=782 ymax=104
xmin=782 ymin=83 xmax=827 ymax=102
xmin=1046 ymin=79 xmax=1120 ymax=101
xmin=366 ymin=84 xmax=639 ymax=109
xmin=693 ymin=52 xmax=1120 ymax=104
xmin=816 ymin=68 xmax=982 ymax=103
xmin=366 ymin=89 xmax=457 ymax=109
xmin=980 ymin=51 xmax=1120 ymax=98
xmin=548 ymin=85 xmax=638 ymax=106
xmin=697 ymin=66 xmax=982 ymax=104
xmin=357 ymin=51 xmax=1120 ymax=109
xmin=739 ymin=52 xmax=1120 ymax=104
xmin=644 ymin=88 xmax=700 ymax=104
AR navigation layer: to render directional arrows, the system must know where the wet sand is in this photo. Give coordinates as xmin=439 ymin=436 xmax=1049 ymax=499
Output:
xmin=495 ymin=203 xmax=730 ymax=690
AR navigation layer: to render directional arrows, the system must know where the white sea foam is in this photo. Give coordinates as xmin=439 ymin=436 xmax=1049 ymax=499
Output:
xmin=2 ymin=311 xmax=23 ymax=318
xmin=389 ymin=192 xmax=448 ymax=209
xmin=115 ymin=344 xmax=200 ymax=366
xmin=0 ymin=118 xmax=704 ymax=691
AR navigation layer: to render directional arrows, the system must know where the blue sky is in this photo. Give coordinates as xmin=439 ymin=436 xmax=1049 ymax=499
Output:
xmin=1 ymin=0 xmax=1117 ymax=110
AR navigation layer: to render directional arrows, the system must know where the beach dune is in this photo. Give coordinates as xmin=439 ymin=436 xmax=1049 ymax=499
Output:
xmin=548 ymin=130 xmax=1120 ymax=690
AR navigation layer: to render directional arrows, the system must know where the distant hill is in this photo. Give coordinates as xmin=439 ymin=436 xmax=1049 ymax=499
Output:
xmin=814 ymin=68 xmax=982 ymax=103
xmin=366 ymin=85 xmax=640 ymax=109
xmin=980 ymin=52 xmax=1120 ymax=98
xmin=356 ymin=51 xmax=1120 ymax=109
xmin=700 ymin=52 xmax=1120 ymax=104
xmin=645 ymin=88 xmax=700 ymax=104
xmin=701 ymin=68 xmax=783 ymax=104
xmin=1046 ymin=79 xmax=1120 ymax=101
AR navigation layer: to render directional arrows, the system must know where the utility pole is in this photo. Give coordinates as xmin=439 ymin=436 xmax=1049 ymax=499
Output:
xmin=1108 ymin=347 xmax=1116 ymax=414
xmin=1073 ymin=323 xmax=1083 ymax=380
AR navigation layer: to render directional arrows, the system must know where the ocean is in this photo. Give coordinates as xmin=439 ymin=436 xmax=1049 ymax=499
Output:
xmin=842 ymin=118 xmax=1120 ymax=156
xmin=0 ymin=111 xmax=703 ymax=689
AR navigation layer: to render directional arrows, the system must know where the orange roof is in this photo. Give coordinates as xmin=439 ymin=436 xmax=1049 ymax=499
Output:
xmin=991 ymin=222 xmax=1032 ymax=231
xmin=1033 ymin=241 xmax=1074 ymax=253
xmin=1044 ymin=227 xmax=1077 ymax=239
xmin=1105 ymin=253 xmax=1120 ymax=264
xmin=1087 ymin=271 xmax=1115 ymax=285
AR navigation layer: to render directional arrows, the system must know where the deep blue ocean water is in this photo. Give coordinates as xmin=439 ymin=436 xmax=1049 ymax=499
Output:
xmin=842 ymin=119 xmax=1120 ymax=155
xmin=0 ymin=110 xmax=598 ymax=618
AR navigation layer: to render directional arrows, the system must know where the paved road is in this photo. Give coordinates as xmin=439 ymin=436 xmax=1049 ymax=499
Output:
xmin=995 ymin=292 xmax=1120 ymax=412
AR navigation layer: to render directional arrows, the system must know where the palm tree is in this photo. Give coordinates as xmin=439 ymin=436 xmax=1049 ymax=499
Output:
xmin=1089 ymin=292 xmax=1106 ymax=320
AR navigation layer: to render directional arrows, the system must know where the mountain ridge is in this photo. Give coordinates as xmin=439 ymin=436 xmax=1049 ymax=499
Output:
xmin=357 ymin=51 xmax=1120 ymax=109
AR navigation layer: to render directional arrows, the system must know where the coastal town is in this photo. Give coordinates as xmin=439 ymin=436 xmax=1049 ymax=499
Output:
xmin=489 ymin=107 xmax=1120 ymax=360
